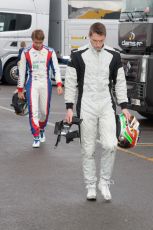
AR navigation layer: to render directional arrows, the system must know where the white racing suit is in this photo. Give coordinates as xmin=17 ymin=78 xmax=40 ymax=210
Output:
xmin=17 ymin=45 xmax=62 ymax=137
xmin=64 ymin=43 xmax=128 ymax=188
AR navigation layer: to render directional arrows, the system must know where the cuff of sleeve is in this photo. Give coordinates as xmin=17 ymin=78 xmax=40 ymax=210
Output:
xmin=66 ymin=103 xmax=73 ymax=110
xmin=120 ymin=102 xmax=128 ymax=109
xmin=17 ymin=87 xmax=23 ymax=93
xmin=57 ymin=82 xmax=62 ymax=87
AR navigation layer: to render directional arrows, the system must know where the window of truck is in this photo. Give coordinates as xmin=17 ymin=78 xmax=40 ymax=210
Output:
xmin=0 ymin=12 xmax=31 ymax=31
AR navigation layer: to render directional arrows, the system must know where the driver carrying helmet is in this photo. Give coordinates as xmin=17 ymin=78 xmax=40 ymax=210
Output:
xmin=64 ymin=22 xmax=131 ymax=201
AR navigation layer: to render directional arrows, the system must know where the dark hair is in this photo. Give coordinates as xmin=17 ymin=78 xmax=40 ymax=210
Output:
xmin=89 ymin=22 xmax=106 ymax=37
xmin=31 ymin=29 xmax=45 ymax=41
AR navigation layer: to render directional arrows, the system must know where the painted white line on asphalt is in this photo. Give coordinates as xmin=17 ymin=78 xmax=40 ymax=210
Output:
xmin=0 ymin=105 xmax=14 ymax=112
xmin=0 ymin=105 xmax=55 ymax=127
xmin=0 ymin=97 xmax=12 ymax=100
xmin=50 ymin=111 xmax=65 ymax=115
xmin=47 ymin=122 xmax=55 ymax=127
xmin=0 ymin=105 xmax=64 ymax=115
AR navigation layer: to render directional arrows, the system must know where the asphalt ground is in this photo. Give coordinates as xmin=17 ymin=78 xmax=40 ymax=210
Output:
xmin=0 ymin=84 xmax=153 ymax=230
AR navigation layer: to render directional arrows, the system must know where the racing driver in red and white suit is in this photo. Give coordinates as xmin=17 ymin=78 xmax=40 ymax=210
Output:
xmin=17 ymin=29 xmax=63 ymax=148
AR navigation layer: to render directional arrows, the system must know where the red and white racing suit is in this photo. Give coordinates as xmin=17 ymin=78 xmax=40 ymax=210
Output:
xmin=17 ymin=45 xmax=62 ymax=137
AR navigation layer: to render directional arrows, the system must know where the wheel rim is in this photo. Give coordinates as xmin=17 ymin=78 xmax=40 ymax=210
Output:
xmin=10 ymin=66 xmax=18 ymax=81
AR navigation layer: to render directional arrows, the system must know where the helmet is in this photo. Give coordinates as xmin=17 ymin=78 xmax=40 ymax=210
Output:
xmin=11 ymin=91 xmax=28 ymax=116
xmin=116 ymin=113 xmax=140 ymax=148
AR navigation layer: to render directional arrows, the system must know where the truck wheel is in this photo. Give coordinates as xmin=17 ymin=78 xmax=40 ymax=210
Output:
xmin=138 ymin=112 xmax=153 ymax=120
xmin=3 ymin=60 xmax=18 ymax=85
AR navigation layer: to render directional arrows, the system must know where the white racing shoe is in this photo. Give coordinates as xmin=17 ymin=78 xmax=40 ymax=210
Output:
xmin=87 ymin=187 xmax=97 ymax=201
xmin=98 ymin=179 xmax=112 ymax=201
xmin=40 ymin=130 xmax=46 ymax=143
xmin=32 ymin=137 xmax=40 ymax=148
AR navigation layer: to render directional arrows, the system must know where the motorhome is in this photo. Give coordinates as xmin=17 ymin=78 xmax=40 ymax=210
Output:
xmin=118 ymin=0 xmax=153 ymax=119
xmin=0 ymin=0 xmax=122 ymax=85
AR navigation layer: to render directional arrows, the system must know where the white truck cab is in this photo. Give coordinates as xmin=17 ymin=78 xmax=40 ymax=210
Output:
xmin=0 ymin=0 xmax=49 ymax=84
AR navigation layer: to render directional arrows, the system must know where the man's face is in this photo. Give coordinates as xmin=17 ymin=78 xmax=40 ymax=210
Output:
xmin=33 ymin=39 xmax=43 ymax=50
xmin=90 ymin=33 xmax=106 ymax=51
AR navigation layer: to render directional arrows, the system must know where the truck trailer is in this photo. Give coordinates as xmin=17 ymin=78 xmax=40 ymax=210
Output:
xmin=0 ymin=0 xmax=122 ymax=85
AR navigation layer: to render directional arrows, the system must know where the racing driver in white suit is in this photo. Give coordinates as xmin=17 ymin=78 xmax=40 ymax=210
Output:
xmin=17 ymin=29 xmax=63 ymax=148
xmin=65 ymin=23 xmax=131 ymax=201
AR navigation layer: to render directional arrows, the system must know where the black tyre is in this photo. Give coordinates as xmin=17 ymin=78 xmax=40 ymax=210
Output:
xmin=3 ymin=60 xmax=18 ymax=85
xmin=138 ymin=112 xmax=153 ymax=120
